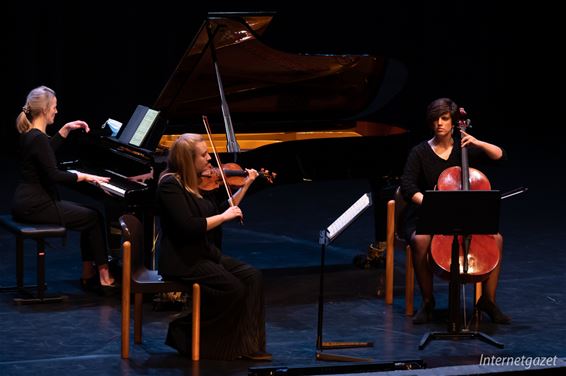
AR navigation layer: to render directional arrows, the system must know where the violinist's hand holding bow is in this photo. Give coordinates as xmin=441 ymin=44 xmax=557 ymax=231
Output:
xmin=223 ymin=205 xmax=243 ymax=222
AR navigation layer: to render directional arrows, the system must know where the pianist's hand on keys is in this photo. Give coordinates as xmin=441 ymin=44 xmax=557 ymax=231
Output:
xmin=68 ymin=170 xmax=115 ymax=196
xmin=75 ymin=171 xmax=110 ymax=186
xmin=67 ymin=169 xmax=143 ymax=197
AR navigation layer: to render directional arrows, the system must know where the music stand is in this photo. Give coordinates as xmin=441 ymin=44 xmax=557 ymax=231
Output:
xmin=416 ymin=190 xmax=504 ymax=350
xmin=316 ymin=193 xmax=374 ymax=362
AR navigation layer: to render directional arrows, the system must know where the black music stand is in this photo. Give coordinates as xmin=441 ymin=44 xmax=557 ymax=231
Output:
xmin=316 ymin=193 xmax=374 ymax=362
xmin=416 ymin=190 xmax=504 ymax=350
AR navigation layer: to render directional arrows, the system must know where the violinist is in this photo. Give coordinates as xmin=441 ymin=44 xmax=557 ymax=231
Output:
xmin=155 ymin=133 xmax=271 ymax=361
xmin=400 ymin=98 xmax=510 ymax=325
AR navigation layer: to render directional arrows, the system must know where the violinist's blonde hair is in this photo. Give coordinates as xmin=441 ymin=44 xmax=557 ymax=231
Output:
xmin=16 ymin=86 xmax=56 ymax=134
xmin=160 ymin=133 xmax=204 ymax=198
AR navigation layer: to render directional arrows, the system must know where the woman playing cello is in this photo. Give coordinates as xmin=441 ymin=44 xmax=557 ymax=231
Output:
xmin=400 ymin=98 xmax=511 ymax=325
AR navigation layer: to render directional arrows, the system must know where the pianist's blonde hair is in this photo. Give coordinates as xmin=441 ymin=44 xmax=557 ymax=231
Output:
xmin=16 ymin=86 xmax=56 ymax=134
xmin=162 ymin=133 xmax=204 ymax=198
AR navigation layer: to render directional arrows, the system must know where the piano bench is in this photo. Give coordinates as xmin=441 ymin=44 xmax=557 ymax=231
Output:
xmin=0 ymin=214 xmax=67 ymax=304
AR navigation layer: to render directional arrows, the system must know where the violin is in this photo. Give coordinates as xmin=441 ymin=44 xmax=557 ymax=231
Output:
xmin=199 ymin=162 xmax=276 ymax=191
xmin=430 ymin=108 xmax=500 ymax=283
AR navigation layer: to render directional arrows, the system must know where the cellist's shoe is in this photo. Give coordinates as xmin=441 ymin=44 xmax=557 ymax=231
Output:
xmin=476 ymin=296 xmax=511 ymax=324
xmin=412 ymin=297 xmax=435 ymax=324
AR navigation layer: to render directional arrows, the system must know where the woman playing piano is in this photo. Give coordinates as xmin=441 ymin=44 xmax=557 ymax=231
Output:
xmin=12 ymin=86 xmax=117 ymax=292
xmin=156 ymin=133 xmax=271 ymax=361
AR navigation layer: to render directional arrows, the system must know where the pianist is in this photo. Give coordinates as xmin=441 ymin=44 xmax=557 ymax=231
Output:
xmin=156 ymin=133 xmax=271 ymax=361
xmin=12 ymin=86 xmax=117 ymax=292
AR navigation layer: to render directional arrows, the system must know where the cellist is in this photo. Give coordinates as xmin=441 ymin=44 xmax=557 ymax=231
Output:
xmin=400 ymin=98 xmax=511 ymax=325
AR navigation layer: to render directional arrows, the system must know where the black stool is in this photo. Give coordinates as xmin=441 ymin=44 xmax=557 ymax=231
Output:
xmin=0 ymin=214 xmax=67 ymax=304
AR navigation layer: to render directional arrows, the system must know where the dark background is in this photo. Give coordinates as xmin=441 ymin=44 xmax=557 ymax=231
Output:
xmin=1 ymin=1 xmax=563 ymax=167
xmin=0 ymin=4 xmax=565 ymax=374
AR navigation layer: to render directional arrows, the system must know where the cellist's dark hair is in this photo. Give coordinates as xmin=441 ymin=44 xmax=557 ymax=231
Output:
xmin=425 ymin=98 xmax=459 ymax=128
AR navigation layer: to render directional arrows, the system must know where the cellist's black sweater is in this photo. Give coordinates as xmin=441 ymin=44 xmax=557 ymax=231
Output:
xmin=399 ymin=140 xmax=505 ymax=240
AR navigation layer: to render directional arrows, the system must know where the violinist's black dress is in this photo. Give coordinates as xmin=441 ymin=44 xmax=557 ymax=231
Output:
xmin=157 ymin=174 xmax=266 ymax=360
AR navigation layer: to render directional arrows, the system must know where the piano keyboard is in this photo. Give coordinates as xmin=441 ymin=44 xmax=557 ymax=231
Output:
xmin=68 ymin=168 xmax=147 ymax=198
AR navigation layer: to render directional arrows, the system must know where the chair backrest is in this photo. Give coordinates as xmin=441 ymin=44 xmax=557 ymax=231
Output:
xmin=119 ymin=213 xmax=190 ymax=293
xmin=393 ymin=186 xmax=408 ymax=240
xmin=119 ymin=214 xmax=145 ymax=271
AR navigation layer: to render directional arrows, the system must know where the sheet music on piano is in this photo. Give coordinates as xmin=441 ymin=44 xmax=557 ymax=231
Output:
xmin=321 ymin=193 xmax=372 ymax=245
xmin=117 ymin=105 xmax=162 ymax=149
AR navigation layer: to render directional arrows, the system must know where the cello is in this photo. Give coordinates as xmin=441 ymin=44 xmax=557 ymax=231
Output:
xmin=419 ymin=107 xmax=525 ymax=349
xmin=427 ymin=107 xmax=502 ymax=341
xmin=430 ymin=108 xmax=501 ymax=285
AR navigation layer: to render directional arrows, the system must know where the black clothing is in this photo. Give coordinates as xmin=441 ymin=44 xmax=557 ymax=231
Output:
xmin=11 ymin=129 xmax=108 ymax=266
xmin=399 ymin=140 xmax=505 ymax=241
xmin=157 ymin=175 xmax=225 ymax=275
xmin=157 ymin=174 xmax=266 ymax=360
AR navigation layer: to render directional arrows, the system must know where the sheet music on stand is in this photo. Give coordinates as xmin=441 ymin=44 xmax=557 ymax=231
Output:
xmin=315 ymin=191 xmax=374 ymax=362
xmin=321 ymin=193 xmax=372 ymax=245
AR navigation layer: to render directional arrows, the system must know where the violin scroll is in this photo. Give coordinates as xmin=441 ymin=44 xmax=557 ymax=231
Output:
xmin=258 ymin=167 xmax=276 ymax=184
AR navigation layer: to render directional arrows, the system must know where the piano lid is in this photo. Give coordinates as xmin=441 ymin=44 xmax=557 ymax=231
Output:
xmin=153 ymin=12 xmax=404 ymax=133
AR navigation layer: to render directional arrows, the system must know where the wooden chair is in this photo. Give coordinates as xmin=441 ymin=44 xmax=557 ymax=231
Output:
xmin=119 ymin=214 xmax=201 ymax=360
xmin=0 ymin=214 xmax=67 ymax=304
xmin=384 ymin=187 xmax=415 ymax=316
xmin=384 ymin=188 xmax=482 ymax=317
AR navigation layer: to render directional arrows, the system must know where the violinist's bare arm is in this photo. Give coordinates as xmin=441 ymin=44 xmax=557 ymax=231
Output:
xmin=229 ymin=168 xmax=259 ymax=206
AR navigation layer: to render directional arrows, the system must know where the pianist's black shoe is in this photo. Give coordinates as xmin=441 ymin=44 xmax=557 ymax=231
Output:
xmin=80 ymin=275 xmax=100 ymax=293
xmin=99 ymin=282 xmax=118 ymax=297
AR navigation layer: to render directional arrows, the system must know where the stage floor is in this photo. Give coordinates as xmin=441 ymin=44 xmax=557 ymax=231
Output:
xmin=1 ymin=155 xmax=565 ymax=376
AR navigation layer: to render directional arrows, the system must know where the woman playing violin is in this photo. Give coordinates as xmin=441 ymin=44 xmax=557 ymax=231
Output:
xmin=400 ymin=98 xmax=510 ymax=325
xmin=156 ymin=133 xmax=271 ymax=361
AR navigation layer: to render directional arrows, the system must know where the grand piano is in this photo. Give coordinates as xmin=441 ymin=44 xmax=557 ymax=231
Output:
xmin=155 ymin=13 xmax=409 ymax=183
xmin=64 ymin=12 xmax=411 ymax=265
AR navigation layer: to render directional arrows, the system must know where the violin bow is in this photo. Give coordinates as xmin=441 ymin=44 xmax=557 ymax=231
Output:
xmin=201 ymin=116 xmax=242 ymax=222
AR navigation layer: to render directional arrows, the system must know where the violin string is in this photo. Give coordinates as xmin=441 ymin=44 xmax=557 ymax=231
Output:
xmin=201 ymin=115 xmax=235 ymax=204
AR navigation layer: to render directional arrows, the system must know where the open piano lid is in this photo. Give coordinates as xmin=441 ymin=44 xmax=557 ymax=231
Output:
xmin=154 ymin=12 xmax=407 ymax=151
